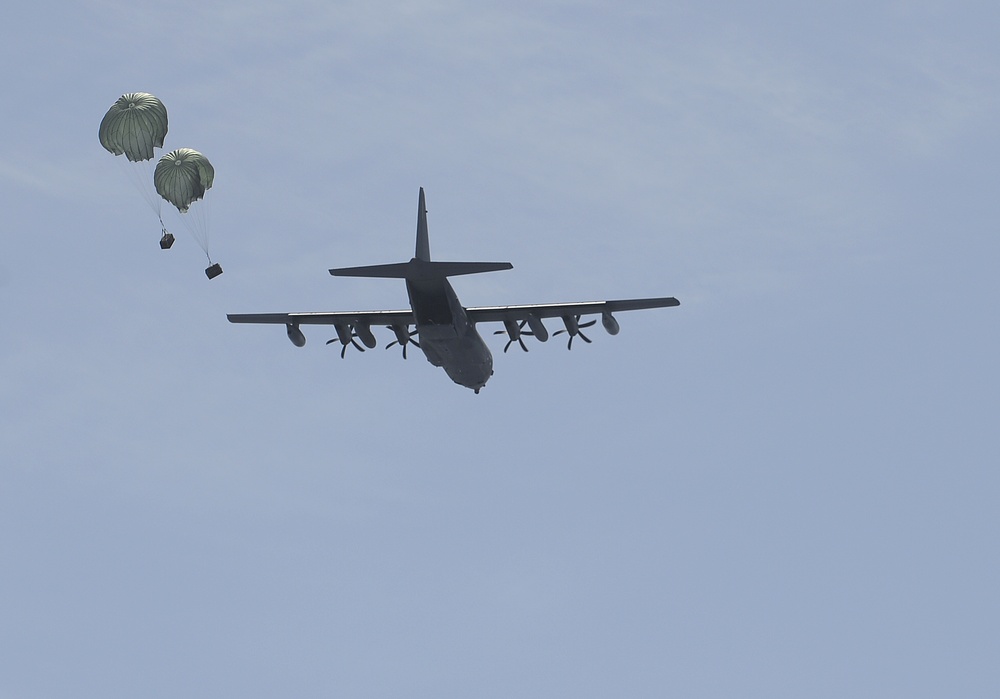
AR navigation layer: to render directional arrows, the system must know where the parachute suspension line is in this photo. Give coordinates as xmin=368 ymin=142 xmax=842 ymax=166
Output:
xmin=174 ymin=197 xmax=212 ymax=261
xmin=196 ymin=192 xmax=212 ymax=262
xmin=115 ymin=155 xmax=161 ymax=220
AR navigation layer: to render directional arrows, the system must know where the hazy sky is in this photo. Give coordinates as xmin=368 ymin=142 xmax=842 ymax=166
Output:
xmin=2 ymin=1 xmax=999 ymax=697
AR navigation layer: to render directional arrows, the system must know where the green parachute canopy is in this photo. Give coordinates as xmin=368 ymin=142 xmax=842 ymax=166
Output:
xmin=154 ymin=148 xmax=214 ymax=213
xmin=99 ymin=93 xmax=168 ymax=162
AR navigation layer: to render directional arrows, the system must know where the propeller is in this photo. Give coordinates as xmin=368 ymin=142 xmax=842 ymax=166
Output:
xmin=386 ymin=325 xmax=420 ymax=359
xmin=554 ymin=315 xmax=596 ymax=350
xmin=326 ymin=323 xmax=366 ymax=358
xmin=326 ymin=335 xmax=365 ymax=358
xmin=494 ymin=319 xmax=534 ymax=353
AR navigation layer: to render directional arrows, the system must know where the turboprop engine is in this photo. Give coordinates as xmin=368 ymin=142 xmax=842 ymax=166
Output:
xmin=386 ymin=323 xmax=420 ymax=359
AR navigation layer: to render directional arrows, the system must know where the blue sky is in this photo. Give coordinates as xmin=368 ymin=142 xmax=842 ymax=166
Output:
xmin=2 ymin=1 xmax=999 ymax=697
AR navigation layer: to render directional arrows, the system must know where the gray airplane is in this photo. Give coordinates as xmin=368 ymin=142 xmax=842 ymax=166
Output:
xmin=228 ymin=188 xmax=680 ymax=393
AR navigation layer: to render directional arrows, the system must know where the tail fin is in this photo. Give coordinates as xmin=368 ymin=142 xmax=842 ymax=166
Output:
xmin=329 ymin=187 xmax=512 ymax=280
xmin=415 ymin=187 xmax=430 ymax=261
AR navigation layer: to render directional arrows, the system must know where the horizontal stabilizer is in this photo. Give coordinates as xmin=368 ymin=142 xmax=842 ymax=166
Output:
xmin=330 ymin=259 xmax=512 ymax=280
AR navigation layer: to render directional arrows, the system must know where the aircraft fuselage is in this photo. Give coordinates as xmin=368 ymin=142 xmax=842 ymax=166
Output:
xmin=406 ymin=275 xmax=493 ymax=392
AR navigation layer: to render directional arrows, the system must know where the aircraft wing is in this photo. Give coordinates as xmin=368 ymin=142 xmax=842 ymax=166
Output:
xmin=465 ymin=296 xmax=679 ymax=324
xmin=227 ymin=310 xmax=415 ymax=326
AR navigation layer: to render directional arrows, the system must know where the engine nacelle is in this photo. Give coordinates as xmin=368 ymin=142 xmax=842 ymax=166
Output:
xmin=502 ymin=318 xmax=522 ymax=341
xmin=334 ymin=323 xmax=353 ymax=346
xmin=526 ymin=314 xmax=548 ymax=342
xmin=602 ymin=312 xmax=620 ymax=335
xmin=354 ymin=322 xmax=377 ymax=349
xmin=390 ymin=323 xmax=412 ymax=346
xmin=285 ymin=323 xmax=306 ymax=347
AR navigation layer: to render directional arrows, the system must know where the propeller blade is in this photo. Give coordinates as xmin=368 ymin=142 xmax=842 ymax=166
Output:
xmin=327 ymin=335 xmax=365 ymax=358
xmin=555 ymin=315 xmax=593 ymax=350
xmin=387 ymin=339 xmax=412 ymax=359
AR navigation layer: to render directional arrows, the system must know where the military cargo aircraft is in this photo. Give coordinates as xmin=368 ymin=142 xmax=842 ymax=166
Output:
xmin=228 ymin=188 xmax=679 ymax=393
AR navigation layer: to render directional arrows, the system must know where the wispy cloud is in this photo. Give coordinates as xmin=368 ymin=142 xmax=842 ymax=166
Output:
xmin=0 ymin=158 xmax=53 ymax=192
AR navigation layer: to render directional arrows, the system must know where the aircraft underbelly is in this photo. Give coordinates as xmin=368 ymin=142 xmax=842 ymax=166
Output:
xmin=418 ymin=326 xmax=493 ymax=389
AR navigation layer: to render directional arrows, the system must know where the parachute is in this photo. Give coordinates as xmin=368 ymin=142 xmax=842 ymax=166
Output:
xmin=155 ymin=148 xmax=222 ymax=278
xmin=154 ymin=148 xmax=214 ymax=212
xmin=99 ymin=93 xmax=168 ymax=162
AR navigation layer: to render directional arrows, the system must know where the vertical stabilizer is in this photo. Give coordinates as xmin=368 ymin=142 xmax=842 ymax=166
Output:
xmin=415 ymin=187 xmax=430 ymax=261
